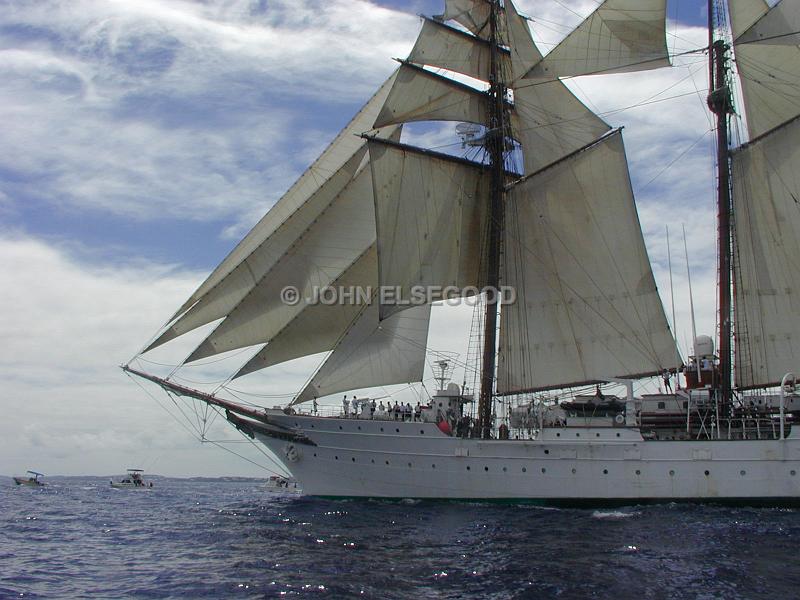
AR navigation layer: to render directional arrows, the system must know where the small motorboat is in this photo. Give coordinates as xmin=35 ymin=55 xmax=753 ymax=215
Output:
xmin=110 ymin=469 xmax=153 ymax=489
xmin=13 ymin=471 xmax=45 ymax=487
xmin=265 ymin=475 xmax=301 ymax=494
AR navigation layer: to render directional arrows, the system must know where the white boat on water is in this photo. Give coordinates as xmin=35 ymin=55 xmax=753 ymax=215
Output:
xmin=110 ymin=469 xmax=153 ymax=489
xmin=265 ymin=475 xmax=302 ymax=495
xmin=13 ymin=471 xmax=45 ymax=487
xmin=125 ymin=0 xmax=800 ymax=504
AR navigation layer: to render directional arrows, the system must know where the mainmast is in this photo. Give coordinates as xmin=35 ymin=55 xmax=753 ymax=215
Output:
xmin=478 ymin=0 xmax=508 ymax=439
xmin=707 ymin=1 xmax=734 ymax=404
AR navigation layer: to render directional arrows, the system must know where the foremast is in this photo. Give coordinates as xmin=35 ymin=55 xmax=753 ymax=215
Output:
xmin=478 ymin=0 xmax=509 ymax=439
xmin=707 ymin=1 xmax=734 ymax=405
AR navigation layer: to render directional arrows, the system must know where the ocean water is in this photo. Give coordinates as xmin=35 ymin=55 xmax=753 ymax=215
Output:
xmin=2 ymin=477 xmax=799 ymax=599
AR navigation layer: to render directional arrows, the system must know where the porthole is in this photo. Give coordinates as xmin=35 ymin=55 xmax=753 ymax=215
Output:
xmin=544 ymin=449 xmax=550 ymax=455
xmin=313 ymin=453 xmax=317 ymax=457
xmin=740 ymin=470 xmax=746 ymax=476
xmin=467 ymin=466 xmax=471 ymax=471
xmin=556 ymin=433 xmax=561 ymax=437
xmin=704 ymin=470 xmax=710 ymax=476
xmin=522 ymin=467 xmax=527 ymax=473
xmin=571 ymin=468 xmax=576 ymax=474
xmin=420 ymin=430 xmax=425 ymax=435
xmin=352 ymin=457 xmax=356 ymax=462
xmin=311 ymin=424 xmax=315 ymax=428
xmin=541 ymin=468 xmax=546 ymax=474
xmin=380 ymin=427 xmax=384 ymax=432
xmin=603 ymin=469 xmax=608 ymax=475
xmin=596 ymin=433 xmax=600 ymax=438
xmin=503 ymin=467 xmax=507 ymax=472
xmin=669 ymin=470 xmax=675 ymax=476
xmin=385 ymin=460 xmax=390 ymax=465
xmin=432 ymin=464 xmax=436 ymax=469
xmin=338 ymin=426 xmax=343 ymax=430
xmin=294 ymin=423 xmax=299 ymax=427
xmin=395 ymin=428 xmax=400 ymax=433
xmin=371 ymin=459 xmax=375 ymax=464
xmin=408 ymin=462 xmax=412 ymax=468
xmin=576 ymin=433 xmax=580 ymax=437
xmin=616 ymin=433 xmax=621 ymax=438
xmin=791 ymin=470 xmax=797 ymax=476
xmin=357 ymin=426 xmax=361 ymax=431
xmin=335 ymin=456 xmax=339 ymax=460
xmin=635 ymin=470 xmax=641 ymax=475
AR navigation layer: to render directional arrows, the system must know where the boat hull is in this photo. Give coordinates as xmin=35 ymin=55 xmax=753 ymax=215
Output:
xmin=252 ymin=411 xmax=800 ymax=503
xmin=12 ymin=477 xmax=44 ymax=487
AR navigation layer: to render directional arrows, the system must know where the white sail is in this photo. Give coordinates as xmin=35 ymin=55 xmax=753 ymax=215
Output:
xmin=731 ymin=116 xmax=800 ymax=389
xmin=435 ymin=0 xmax=493 ymax=36
xmin=731 ymin=0 xmax=800 ymax=139
xmin=292 ymin=302 xmax=432 ymax=404
xmin=235 ymin=246 xmax=378 ymax=377
xmin=368 ymin=139 xmax=488 ymax=319
xmin=146 ymin=76 xmax=401 ymax=352
xmin=497 ymin=132 xmax=676 ymax=394
xmin=186 ymin=163 xmax=377 ymax=362
xmin=408 ymin=18 xmax=504 ymax=82
xmin=374 ymin=63 xmax=494 ymax=129
xmin=524 ymin=0 xmax=670 ymax=81
xmin=504 ymin=0 xmax=541 ymax=81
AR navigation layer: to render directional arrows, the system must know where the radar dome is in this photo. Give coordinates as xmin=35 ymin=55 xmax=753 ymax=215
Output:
xmin=694 ymin=335 xmax=715 ymax=358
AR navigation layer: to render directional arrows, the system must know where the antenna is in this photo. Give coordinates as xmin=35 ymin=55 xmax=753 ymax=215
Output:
xmin=683 ymin=224 xmax=702 ymax=384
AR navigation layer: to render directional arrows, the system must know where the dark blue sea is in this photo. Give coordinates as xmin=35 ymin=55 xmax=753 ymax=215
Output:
xmin=2 ymin=476 xmax=799 ymax=599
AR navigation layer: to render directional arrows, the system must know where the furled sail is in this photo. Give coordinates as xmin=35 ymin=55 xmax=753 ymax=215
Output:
xmin=235 ymin=246 xmax=378 ymax=377
xmin=497 ymin=131 xmax=677 ymax=394
xmin=731 ymin=0 xmax=800 ymax=139
xmin=146 ymin=73 xmax=401 ymax=352
xmin=186 ymin=162 xmax=378 ymax=362
xmin=731 ymin=115 xmax=800 ymax=389
xmin=524 ymin=0 xmax=670 ymax=81
xmin=292 ymin=302 xmax=432 ymax=404
xmin=368 ymin=138 xmax=489 ymax=319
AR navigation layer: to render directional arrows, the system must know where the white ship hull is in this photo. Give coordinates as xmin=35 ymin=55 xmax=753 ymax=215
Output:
xmin=253 ymin=411 xmax=800 ymax=504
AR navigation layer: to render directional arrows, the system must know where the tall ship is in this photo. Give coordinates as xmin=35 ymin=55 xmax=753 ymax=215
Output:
xmin=125 ymin=0 xmax=800 ymax=502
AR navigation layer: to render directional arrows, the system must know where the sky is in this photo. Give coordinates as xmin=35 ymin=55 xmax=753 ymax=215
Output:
xmin=0 ymin=0 xmax=739 ymax=477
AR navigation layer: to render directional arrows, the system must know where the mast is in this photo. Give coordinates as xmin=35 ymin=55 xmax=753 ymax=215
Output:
xmin=707 ymin=1 xmax=733 ymax=404
xmin=478 ymin=0 xmax=507 ymax=439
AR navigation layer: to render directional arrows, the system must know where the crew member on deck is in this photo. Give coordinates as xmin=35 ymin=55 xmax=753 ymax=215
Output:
xmin=663 ymin=369 xmax=672 ymax=392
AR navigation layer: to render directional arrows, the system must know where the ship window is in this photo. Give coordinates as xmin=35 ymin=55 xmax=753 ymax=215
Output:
xmin=658 ymin=402 xmax=666 ymax=409
xmin=385 ymin=460 xmax=390 ymax=465
xmin=351 ymin=457 xmax=356 ymax=462
xmin=704 ymin=470 xmax=710 ymax=476
xmin=541 ymin=468 xmax=546 ymax=474
xmin=669 ymin=470 xmax=675 ymax=476
xmin=616 ymin=433 xmax=621 ymax=438
xmin=544 ymin=449 xmax=549 ymax=455
xmin=467 ymin=466 xmax=471 ymax=471
xmin=313 ymin=453 xmax=317 ymax=457
xmin=294 ymin=423 xmax=298 ymax=427
xmin=556 ymin=433 xmax=561 ymax=437
xmin=395 ymin=428 xmax=400 ymax=433
xmin=380 ymin=427 xmax=384 ymax=432
xmin=596 ymin=433 xmax=600 ymax=437
xmin=420 ymin=430 xmax=425 ymax=435
xmin=791 ymin=470 xmax=796 ymax=476
xmin=371 ymin=459 xmax=375 ymax=464
xmin=432 ymin=464 xmax=436 ymax=469
xmin=484 ymin=466 xmax=489 ymax=472
xmin=503 ymin=467 xmax=507 ymax=472
xmin=522 ymin=467 xmax=527 ymax=473
xmin=576 ymin=433 xmax=580 ymax=437
xmin=339 ymin=426 xmax=343 ymax=430
xmin=408 ymin=463 xmax=412 ymax=468
xmin=335 ymin=456 xmax=339 ymax=460
xmin=740 ymin=470 xmax=746 ymax=476
xmin=357 ymin=426 xmax=361 ymax=430
xmin=571 ymin=468 xmax=576 ymax=474
xmin=603 ymin=469 xmax=608 ymax=475
xmin=635 ymin=470 xmax=641 ymax=475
